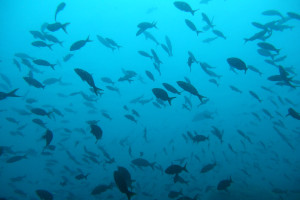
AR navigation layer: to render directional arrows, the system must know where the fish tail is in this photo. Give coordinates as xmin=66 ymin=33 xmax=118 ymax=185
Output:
xmin=168 ymin=97 xmax=176 ymax=105
xmin=150 ymin=162 xmax=156 ymax=170
xmin=126 ymin=191 xmax=136 ymax=200
xmin=48 ymin=44 xmax=53 ymax=50
xmin=183 ymin=162 xmax=188 ymax=172
xmin=196 ymin=31 xmax=202 ymax=36
xmin=62 ymin=23 xmax=70 ymax=34
xmin=59 ymin=41 xmax=64 ymax=47
xmin=8 ymin=88 xmax=20 ymax=97
xmin=51 ymin=64 xmax=56 ymax=70
xmin=192 ymin=9 xmax=199 ymax=16
xmin=86 ymin=35 xmax=92 ymax=42
xmin=243 ymin=38 xmax=249 ymax=44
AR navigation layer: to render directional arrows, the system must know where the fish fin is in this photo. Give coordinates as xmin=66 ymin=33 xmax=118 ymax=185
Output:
xmin=126 ymin=191 xmax=136 ymax=200
xmin=62 ymin=23 xmax=70 ymax=34
xmin=168 ymin=97 xmax=176 ymax=105
xmin=8 ymin=88 xmax=20 ymax=97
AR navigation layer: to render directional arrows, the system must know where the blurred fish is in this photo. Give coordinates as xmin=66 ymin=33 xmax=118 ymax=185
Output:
xmin=174 ymin=1 xmax=198 ymax=15
xmin=70 ymin=36 xmax=92 ymax=51
xmin=90 ymin=124 xmax=103 ymax=143
xmin=165 ymin=163 xmax=188 ymax=175
xmin=217 ymin=177 xmax=232 ymax=191
xmin=47 ymin=22 xmax=70 ymax=33
xmin=23 ymin=77 xmax=45 ymax=89
xmin=227 ymin=57 xmax=248 ymax=73
xmin=163 ymin=83 xmax=181 ymax=95
xmin=6 ymin=155 xmax=27 ymax=163
xmin=185 ymin=19 xmax=202 ymax=35
xmin=31 ymin=41 xmax=53 ymax=50
xmin=0 ymin=89 xmax=20 ymax=100
xmin=74 ymin=68 xmax=103 ymax=95
xmin=36 ymin=189 xmax=53 ymax=200
xmin=114 ymin=169 xmax=135 ymax=200
xmin=152 ymin=88 xmax=175 ymax=105
xmin=91 ymin=183 xmax=113 ymax=195
xmin=33 ymin=59 xmax=56 ymax=70
xmin=286 ymin=108 xmax=300 ymax=120
xmin=177 ymin=81 xmax=206 ymax=103
xmin=212 ymin=29 xmax=226 ymax=39
xmin=55 ymin=2 xmax=66 ymax=21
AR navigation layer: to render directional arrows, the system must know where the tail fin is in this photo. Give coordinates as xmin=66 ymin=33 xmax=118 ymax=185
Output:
xmin=50 ymin=64 xmax=56 ymax=70
xmin=48 ymin=44 xmax=53 ymax=50
xmin=126 ymin=191 xmax=136 ymax=200
xmin=62 ymin=23 xmax=70 ymax=34
xmin=197 ymin=94 xmax=205 ymax=103
xmin=8 ymin=88 xmax=20 ymax=97
xmin=192 ymin=9 xmax=199 ymax=16
xmin=150 ymin=162 xmax=156 ymax=170
xmin=168 ymin=97 xmax=176 ymax=105
xmin=196 ymin=31 xmax=202 ymax=36
xmin=86 ymin=36 xmax=92 ymax=42
xmin=183 ymin=163 xmax=188 ymax=172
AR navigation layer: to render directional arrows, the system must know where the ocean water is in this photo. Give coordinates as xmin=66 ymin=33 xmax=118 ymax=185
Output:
xmin=0 ymin=0 xmax=300 ymax=199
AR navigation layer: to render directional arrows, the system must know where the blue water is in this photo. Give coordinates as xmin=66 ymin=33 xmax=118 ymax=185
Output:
xmin=0 ymin=0 xmax=300 ymax=199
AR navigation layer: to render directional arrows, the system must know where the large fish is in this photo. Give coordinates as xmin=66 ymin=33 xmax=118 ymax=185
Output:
xmin=74 ymin=68 xmax=103 ymax=95
xmin=152 ymin=88 xmax=175 ymax=105
xmin=114 ymin=170 xmax=135 ymax=200
xmin=227 ymin=57 xmax=248 ymax=73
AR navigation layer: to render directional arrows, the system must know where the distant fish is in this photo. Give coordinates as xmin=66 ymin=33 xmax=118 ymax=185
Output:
xmin=36 ymin=189 xmax=53 ymax=200
xmin=138 ymin=50 xmax=153 ymax=60
xmin=31 ymin=41 xmax=53 ymax=50
xmin=173 ymin=1 xmax=198 ymax=15
xmin=165 ymin=163 xmax=188 ymax=175
xmin=136 ymin=21 xmax=157 ymax=36
xmin=165 ymin=36 xmax=173 ymax=56
xmin=202 ymin=13 xmax=214 ymax=29
xmin=201 ymin=162 xmax=216 ymax=173
xmin=55 ymin=2 xmax=66 ymax=21
xmin=0 ymin=88 xmax=20 ymax=100
xmin=262 ymin=10 xmax=284 ymax=18
xmin=217 ymin=177 xmax=232 ymax=191
xmin=257 ymin=42 xmax=280 ymax=54
xmin=90 ymin=124 xmax=103 ymax=143
xmin=249 ymin=91 xmax=262 ymax=103
xmin=287 ymin=12 xmax=300 ymax=20
xmin=44 ymin=33 xmax=63 ymax=46
xmin=63 ymin=53 xmax=74 ymax=62
xmin=6 ymin=155 xmax=27 ymax=163
xmin=132 ymin=158 xmax=155 ymax=169
xmin=286 ymin=108 xmax=300 ymax=120
xmin=31 ymin=108 xmax=52 ymax=118
xmin=70 ymin=36 xmax=92 ymax=51
xmin=212 ymin=29 xmax=226 ymax=39
xmin=163 ymin=83 xmax=181 ymax=95
xmin=176 ymin=81 xmax=206 ymax=103
xmin=145 ymin=70 xmax=155 ymax=81
xmin=42 ymin=129 xmax=53 ymax=150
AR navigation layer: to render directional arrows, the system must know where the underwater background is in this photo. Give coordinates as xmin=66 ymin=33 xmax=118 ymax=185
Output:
xmin=0 ymin=0 xmax=300 ymax=199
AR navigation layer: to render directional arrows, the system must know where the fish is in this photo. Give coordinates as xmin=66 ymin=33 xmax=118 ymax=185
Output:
xmin=33 ymin=59 xmax=56 ymax=70
xmin=249 ymin=91 xmax=262 ymax=103
xmin=286 ymin=108 xmax=300 ymax=120
xmin=31 ymin=41 xmax=53 ymax=50
xmin=168 ymin=189 xmax=183 ymax=199
xmin=248 ymin=65 xmax=263 ymax=76
xmin=257 ymin=42 xmax=280 ymax=54
xmin=75 ymin=173 xmax=89 ymax=180
xmin=117 ymin=166 xmax=135 ymax=189
xmin=202 ymin=37 xmax=218 ymax=43
xmin=163 ymin=83 xmax=181 ymax=95
xmin=202 ymin=13 xmax=214 ymax=29
xmin=30 ymin=30 xmax=46 ymax=40
xmin=97 ymin=35 xmax=115 ymax=51
xmin=152 ymin=88 xmax=175 ymax=105
xmin=161 ymin=44 xmax=171 ymax=56
xmin=23 ymin=77 xmax=45 ymax=89
xmin=43 ymin=77 xmax=62 ymax=85
xmin=105 ymin=37 xmax=122 ymax=49
xmin=13 ymin=59 xmax=21 ymax=71
xmin=63 ymin=53 xmax=74 ymax=62
xmin=31 ymin=108 xmax=52 ymax=118
xmin=55 ymin=2 xmax=66 ymax=21
xmin=201 ymin=162 xmax=216 ymax=173
xmin=287 ymin=12 xmax=300 ymax=20
xmin=227 ymin=57 xmax=248 ymax=73
xmin=176 ymin=81 xmax=206 ymax=103
xmin=244 ymin=29 xmax=271 ymax=43
xmin=6 ymin=117 xmax=19 ymax=124
xmin=124 ymin=114 xmax=137 ymax=123
xmin=212 ymin=29 xmax=226 ymax=39
xmin=143 ymin=31 xmax=160 ymax=45
xmin=138 ymin=50 xmax=153 ymax=60
xmin=90 ymin=124 xmax=103 ymax=143
xmin=145 ymin=70 xmax=155 ymax=81
xmin=136 ymin=22 xmax=157 ymax=36
xmin=74 ymin=68 xmax=103 ymax=95
xmin=91 ymin=183 xmax=113 ymax=195
xmin=6 ymin=155 xmax=27 ymax=163
xmin=47 ymin=22 xmax=70 ymax=33
xmin=173 ymin=1 xmax=198 ymax=15
xmin=42 ymin=129 xmax=53 ymax=149
xmin=43 ymin=33 xmax=63 ymax=46
xmin=0 ymin=88 xmax=20 ymax=100
xmin=262 ymin=10 xmax=284 ymax=18
xmin=132 ymin=158 xmax=155 ymax=169
xmin=165 ymin=163 xmax=188 ymax=175
xmin=185 ymin=19 xmax=202 ymax=35
xmin=36 ymin=189 xmax=53 ymax=200
xmin=114 ymin=169 xmax=135 ymax=200
xmin=217 ymin=177 xmax=232 ymax=191
xmin=70 ymin=36 xmax=92 ymax=51
xmin=165 ymin=36 xmax=173 ymax=56
xmin=174 ymin=173 xmax=189 ymax=184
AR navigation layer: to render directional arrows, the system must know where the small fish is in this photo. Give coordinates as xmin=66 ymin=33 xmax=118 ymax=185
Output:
xmin=6 ymin=155 xmax=27 ymax=163
xmin=217 ymin=177 xmax=232 ymax=191
xmin=36 ymin=189 xmax=53 ymax=200
xmin=33 ymin=59 xmax=56 ymax=70
xmin=145 ymin=70 xmax=155 ymax=81
xmin=173 ymin=1 xmax=198 ymax=15
xmin=249 ymin=91 xmax=262 ymax=103
xmin=152 ymin=88 xmax=175 ymax=105
xmin=24 ymin=77 xmax=45 ymax=89
xmin=31 ymin=41 xmax=53 ymax=50
xmin=185 ymin=19 xmax=202 ymax=35
xmin=47 ymin=22 xmax=70 ymax=33
xmin=55 ymin=2 xmax=66 ymax=21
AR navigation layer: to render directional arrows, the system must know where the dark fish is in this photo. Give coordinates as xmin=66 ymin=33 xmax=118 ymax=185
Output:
xmin=257 ymin=49 xmax=275 ymax=59
xmin=262 ymin=10 xmax=284 ymax=18
xmin=287 ymin=12 xmax=300 ymax=20
xmin=217 ymin=177 xmax=232 ymax=191
xmin=161 ymin=44 xmax=171 ymax=56
xmin=23 ymin=77 xmax=45 ymax=89
xmin=97 ymin=35 xmax=115 ymax=51
xmin=227 ymin=57 xmax=247 ymax=73
xmin=173 ymin=1 xmax=198 ymax=15
xmin=132 ymin=158 xmax=155 ymax=169
xmin=165 ymin=36 xmax=173 ymax=56
xmin=70 ymin=36 xmax=92 ymax=51
xmin=6 ymin=117 xmax=19 ymax=124
xmin=47 ymin=22 xmax=70 ymax=33
xmin=74 ymin=68 xmax=103 ymax=95
xmin=212 ymin=29 xmax=226 ymax=39
xmin=165 ymin=163 xmax=187 ymax=175
xmin=201 ymin=162 xmax=216 ymax=173
xmin=55 ymin=2 xmax=66 ymax=21
xmin=257 ymin=42 xmax=280 ymax=54
xmin=163 ymin=83 xmax=181 ymax=95
xmin=249 ymin=91 xmax=262 ymax=103
xmin=114 ymin=170 xmax=135 ymax=200
xmin=145 ymin=70 xmax=155 ymax=81
xmin=63 ymin=53 xmax=74 ymax=62
xmin=138 ymin=51 xmax=153 ymax=59
xmin=42 ymin=129 xmax=53 ymax=149
xmin=44 ymin=33 xmax=63 ymax=46
xmin=151 ymin=49 xmax=162 ymax=65
xmin=168 ymin=189 xmax=183 ymax=199
xmin=211 ymin=126 xmax=223 ymax=143
xmin=0 ymin=88 xmax=20 ymax=100
xmin=33 ymin=59 xmax=56 ymax=70
xmin=32 ymin=118 xmax=47 ymax=128
xmin=91 ymin=183 xmax=113 ymax=195
xmin=124 ymin=114 xmax=137 ymax=123
xmin=75 ymin=173 xmax=89 ymax=180
xmin=185 ymin=19 xmax=202 ymax=35
xmin=6 ymin=155 xmax=27 ymax=163
xmin=117 ymin=166 xmax=134 ymax=189
xmin=36 ymin=189 xmax=53 ymax=200
xmin=90 ymin=124 xmax=103 ymax=143
xmin=152 ymin=88 xmax=175 ymax=105
xmin=30 ymin=31 xmax=46 ymax=40
xmin=136 ymin=22 xmax=157 ymax=36
xmin=32 ymin=41 xmax=53 ymax=50
xmin=174 ymin=173 xmax=189 ymax=184
xmin=244 ymin=29 xmax=271 ymax=43
xmin=31 ymin=108 xmax=52 ymax=118
xmin=176 ymin=81 xmax=206 ymax=103
xmin=105 ymin=37 xmax=121 ymax=49
xmin=202 ymin=13 xmax=214 ymax=29
xmin=286 ymin=108 xmax=300 ymax=120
